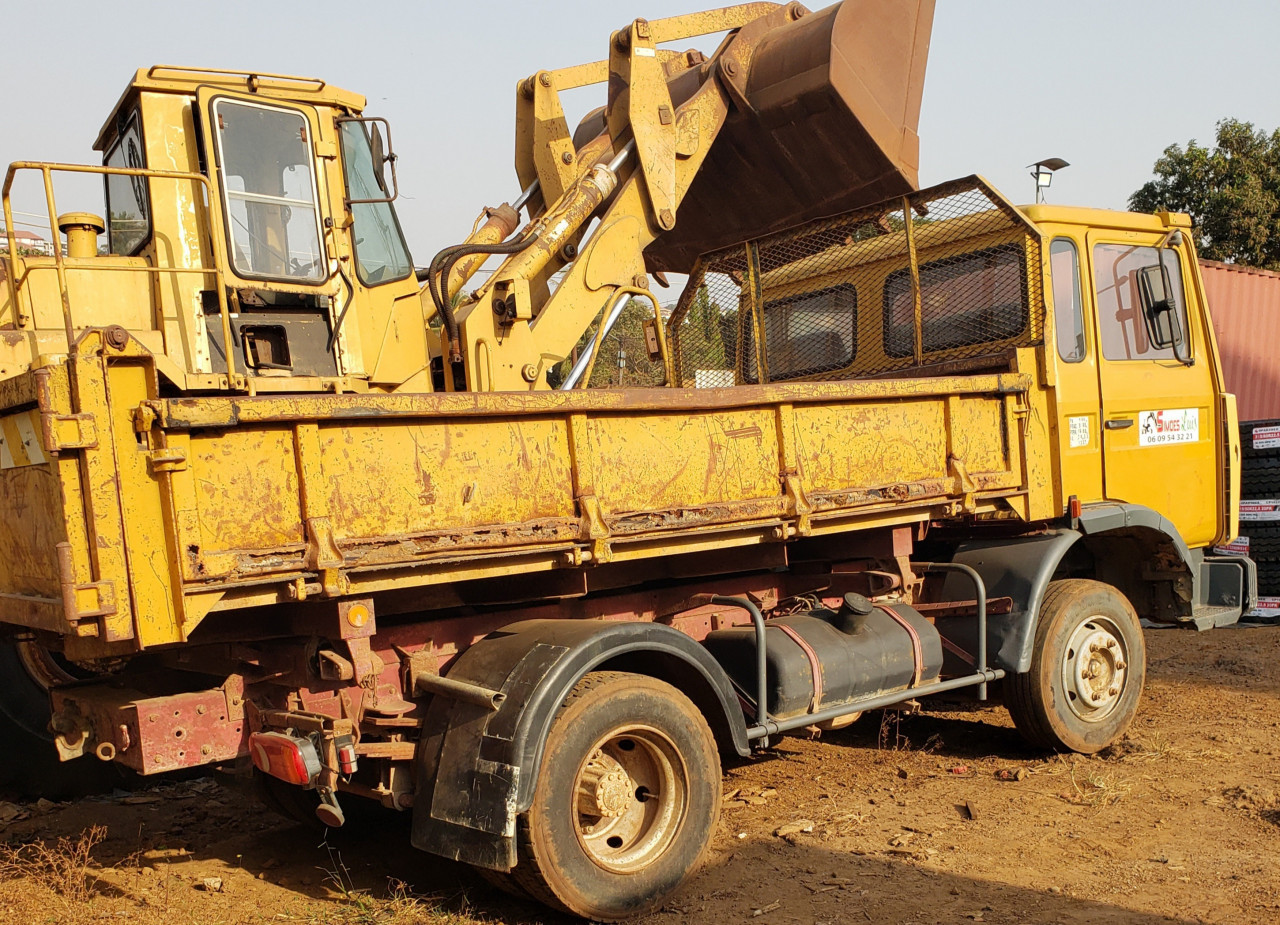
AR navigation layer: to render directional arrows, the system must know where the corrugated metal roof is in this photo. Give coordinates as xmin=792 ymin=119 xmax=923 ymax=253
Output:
xmin=1201 ymin=259 xmax=1280 ymax=423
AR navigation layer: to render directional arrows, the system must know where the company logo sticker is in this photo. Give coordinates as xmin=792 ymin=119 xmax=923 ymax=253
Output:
xmin=1138 ymin=408 xmax=1199 ymax=447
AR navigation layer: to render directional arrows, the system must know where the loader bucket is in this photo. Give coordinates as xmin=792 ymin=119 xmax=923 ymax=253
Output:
xmin=645 ymin=0 xmax=935 ymax=273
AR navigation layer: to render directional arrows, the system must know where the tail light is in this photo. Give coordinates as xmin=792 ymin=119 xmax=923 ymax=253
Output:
xmin=249 ymin=732 xmax=321 ymax=786
xmin=336 ymin=735 xmax=358 ymax=776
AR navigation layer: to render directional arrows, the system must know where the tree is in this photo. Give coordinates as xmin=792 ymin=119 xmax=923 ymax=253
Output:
xmin=1129 ymin=119 xmax=1280 ymax=270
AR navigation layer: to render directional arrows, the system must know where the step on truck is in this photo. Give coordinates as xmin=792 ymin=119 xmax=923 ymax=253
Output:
xmin=0 ymin=1 xmax=1252 ymax=918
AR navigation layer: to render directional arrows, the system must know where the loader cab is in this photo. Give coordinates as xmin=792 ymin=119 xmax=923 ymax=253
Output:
xmin=100 ymin=68 xmax=427 ymax=391
xmin=1 ymin=67 xmax=427 ymax=393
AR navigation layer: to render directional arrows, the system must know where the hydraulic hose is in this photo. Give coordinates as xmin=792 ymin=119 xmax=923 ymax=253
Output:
xmin=429 ymin=143 xmax=633 ymax=366
xmin=427 ymin=233 xmax=536 ymax=363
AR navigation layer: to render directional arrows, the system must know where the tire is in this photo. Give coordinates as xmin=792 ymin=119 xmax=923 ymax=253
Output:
xmin=1242 ymin=422 xmax=1280 ymax=458
xmin=1241 ymin=479 xmax=1280 ymax=498
xmin=0 ymin=639 xmax=128 ymax=798
xmin=508 ymin=671 xmax=721 ymax=921
xmin=1005 ymin=580 xmax=1145 ymax=754
xmin=471 ymin=866 xmax=533 ymax=901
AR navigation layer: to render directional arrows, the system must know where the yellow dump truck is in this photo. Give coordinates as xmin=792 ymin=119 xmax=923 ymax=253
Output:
xmin=0 ymin=0 xmax=1253 ymax=918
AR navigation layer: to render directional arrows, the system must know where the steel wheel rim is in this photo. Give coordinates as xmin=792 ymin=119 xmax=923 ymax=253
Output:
xmin=14 ymin=638 xmax=80 ymax=691
xmin=1060 ymin=615 xmax=1129 ymax=723
xmin=572 ymin=724 xmax=688 ymax=873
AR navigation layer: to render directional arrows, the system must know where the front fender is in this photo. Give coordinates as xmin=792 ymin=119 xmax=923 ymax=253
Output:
xmin=410 ymin=619 xmax=746 ymax=870
xmin=935 ymin=503 xmax=1198 ymax=674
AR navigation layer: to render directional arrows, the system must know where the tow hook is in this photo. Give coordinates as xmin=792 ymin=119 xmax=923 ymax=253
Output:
xmin=316 ymin=787 xmax=346 ymax=828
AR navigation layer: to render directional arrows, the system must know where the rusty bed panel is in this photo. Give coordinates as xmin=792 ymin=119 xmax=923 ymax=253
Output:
xmin=168 ymin=381 xmax=1035 ymax=591
xmin=0 ymin=350 xmax=1050 ymax=651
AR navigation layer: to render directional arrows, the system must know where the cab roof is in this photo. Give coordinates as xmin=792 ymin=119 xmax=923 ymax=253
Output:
xmin=95 ymin=65 xmax=367 ymax=151
xmin=1020 ymin=203 xmax=1192 ymax=234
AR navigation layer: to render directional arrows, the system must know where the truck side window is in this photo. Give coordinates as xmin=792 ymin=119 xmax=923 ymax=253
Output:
xmin=745 ymin=283 xmax=857 ymax=382
xmin=1050 ymin=239 xmax=1085 ymax=362
xmin=883 ymin=245 xmax=1028 ymax=358
xmin=1094 ymin=243 xmax=1188 ymax=361
xmin=103 ymin=110 xmax=150 ymax=256
xmin=211 ymin=98 xmax=327 ymax=283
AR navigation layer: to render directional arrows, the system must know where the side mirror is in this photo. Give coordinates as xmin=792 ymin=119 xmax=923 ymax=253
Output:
xmin=1136 ymin=262 xmax=1191 ymax=364
xmin=338 ymin=117 xmax=399 ymax=205
xmin=369 ymin=122 xmax=388 ymax=193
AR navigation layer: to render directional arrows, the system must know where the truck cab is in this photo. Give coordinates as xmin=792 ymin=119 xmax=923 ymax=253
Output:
xmin=1029 ymin=204 xmax=1240 ymax=554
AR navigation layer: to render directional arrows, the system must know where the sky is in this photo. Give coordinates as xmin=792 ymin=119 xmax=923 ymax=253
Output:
xmin=4 ymin=0 xmax=1280 ymax=264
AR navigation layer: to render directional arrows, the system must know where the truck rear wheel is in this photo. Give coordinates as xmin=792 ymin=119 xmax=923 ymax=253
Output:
xmin=1006 ymin=579 xmax=1145 ymax=754
xmin=0 ymin=639 xmax=127 ymax=797
xmin=510 ymin=671 xmax=720 ymax=920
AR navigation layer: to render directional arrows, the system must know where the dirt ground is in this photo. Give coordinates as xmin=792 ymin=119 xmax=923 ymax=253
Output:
xmin=0 ymin=623 xmax=1277 ymax=925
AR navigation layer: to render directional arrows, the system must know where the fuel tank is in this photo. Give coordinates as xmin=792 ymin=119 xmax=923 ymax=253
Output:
xmin=644 ymin=0 xmax=936 ymax=272
xmin=703 ymin=594 xmax=944 ymax=721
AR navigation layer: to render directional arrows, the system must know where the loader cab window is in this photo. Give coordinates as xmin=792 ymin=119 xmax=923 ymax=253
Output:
xmin=103 ymin=110 xmax=150 ymax=256
xmin=337 ymin=120 xmax=413 ymax=286
xmin=211 ymin=99 xmax=326 ymax=283
xmin=745 ymin=284 xmax=857 ymax=382
xmin=1094 ymin=243 xmax=1188 ymax=361
xmin=1051 ymin=238 xmax=1086 ymax=362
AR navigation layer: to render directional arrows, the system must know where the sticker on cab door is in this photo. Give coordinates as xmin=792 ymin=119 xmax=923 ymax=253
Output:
xmin=1240 ymin=500 xmax=1280 ymax=522
xmin=1138 ymin=408 xmax=1199 ymax=446
xmin=1068 ymin=416 xmax=1090 ymax=448
xmin=1253 ymin=425 xmax=1280 ymax=449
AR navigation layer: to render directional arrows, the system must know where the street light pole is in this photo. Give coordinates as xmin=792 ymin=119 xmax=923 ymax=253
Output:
xmin=1028 ymin=157 xmax=1070 ymax=204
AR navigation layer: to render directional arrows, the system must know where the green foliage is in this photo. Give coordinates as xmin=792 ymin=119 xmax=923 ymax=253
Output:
xmin=676 ymin=285 xmax=738 ymax=384
xmin=547 ymin=284 xmax=741 ymax=390
xmin=1129 ymin=119 xmax=1280 ymax=270
xmin=547 ymin=298 xmax=665 ymax=389
xmin=588 ymin=299 xmax=663 ymax=388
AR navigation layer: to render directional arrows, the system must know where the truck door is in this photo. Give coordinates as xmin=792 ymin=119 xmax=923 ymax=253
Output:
xmin=1087 ymin=231 xmax=1219 ymax=546
xmin=1048 ymin=236 xmax=1104 ymax=504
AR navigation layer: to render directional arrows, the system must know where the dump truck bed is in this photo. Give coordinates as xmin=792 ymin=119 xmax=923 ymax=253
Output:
xmin=0 ymin=342 xmax=1051 ymax=659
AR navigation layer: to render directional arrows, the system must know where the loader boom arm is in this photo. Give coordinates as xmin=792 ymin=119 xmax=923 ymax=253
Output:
xmin=426 ymin=0 xmax=935 ymax=392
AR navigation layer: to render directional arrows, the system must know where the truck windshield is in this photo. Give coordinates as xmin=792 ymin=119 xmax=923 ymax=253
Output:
xmin=211 ymin=98 xmax=327 ymax=283
xmin=338 ymin=121 xmax=413 ymax=286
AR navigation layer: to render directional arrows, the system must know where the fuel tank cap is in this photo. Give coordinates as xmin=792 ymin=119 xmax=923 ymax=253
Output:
xmin=842 ymin=593 xmax=874 ymax=616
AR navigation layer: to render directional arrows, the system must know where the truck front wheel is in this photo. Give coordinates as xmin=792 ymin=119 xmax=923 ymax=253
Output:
xmin=1005 ymin=579 xmax=1146 ymax=754
xmin=510 ymin=671 xmax=721 ymax=920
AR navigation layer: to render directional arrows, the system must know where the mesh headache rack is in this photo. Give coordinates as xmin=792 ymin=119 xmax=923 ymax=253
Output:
xmin=663 ymin=176 xmax=1046 ymax=388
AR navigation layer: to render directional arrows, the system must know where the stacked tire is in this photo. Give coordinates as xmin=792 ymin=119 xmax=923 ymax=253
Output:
xmin=1238 ymin=421 xmax=1280 ymax=622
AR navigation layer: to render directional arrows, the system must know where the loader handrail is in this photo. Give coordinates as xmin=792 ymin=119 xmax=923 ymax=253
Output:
xmin=2 ymin=161 xmax=233 ymax=362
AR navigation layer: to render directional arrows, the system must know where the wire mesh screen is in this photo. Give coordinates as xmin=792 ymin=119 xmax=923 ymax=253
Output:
xmin=672 ymin=271 xmax=743 ymax=388
xmin=669 ymin=177 xmax=1044 ymax=385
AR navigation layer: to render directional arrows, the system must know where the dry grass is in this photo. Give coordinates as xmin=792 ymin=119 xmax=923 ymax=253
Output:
xmin=1062 ymin=765 xmax=1133 ymax=808
xmin=1099 ymin=733 xmax=1233 ymax=765
xmin=0 ymin=824 xmax=491 ymax=925
xmin=317 ymin=844 xmax=490 ymax=925
xmin=0 ymin=824 xmax=108 ymax=904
